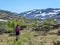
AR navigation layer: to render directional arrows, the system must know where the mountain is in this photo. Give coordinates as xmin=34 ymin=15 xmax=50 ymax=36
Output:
xmin=0 ymin=10 xmax=39 ymax=25
xmin=0 ymin=8 xmax=60 ymax=22
xmin=19 ymin=8 xmax=60 ymax=21
xmin=0 ymin=10 xmax=22 ymax=20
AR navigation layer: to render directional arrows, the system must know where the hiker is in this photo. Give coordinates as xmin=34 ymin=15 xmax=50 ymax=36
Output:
xmin=15 ymin=24 xmax=20 ymax=41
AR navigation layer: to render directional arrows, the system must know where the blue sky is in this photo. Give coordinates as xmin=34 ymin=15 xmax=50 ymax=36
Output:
xmin=0 ymin=0 xmax=60 ymax=13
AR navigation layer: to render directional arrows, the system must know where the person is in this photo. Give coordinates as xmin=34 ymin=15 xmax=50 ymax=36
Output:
xmin=15 ymin=24 xmax=20 ymax=41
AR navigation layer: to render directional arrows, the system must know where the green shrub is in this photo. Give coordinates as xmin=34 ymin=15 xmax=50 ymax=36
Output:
xmin=4 ymin=30 xmax=13 ymax=33
xmin=53 ymin=41 xmax=60 ymax=45
xmin=38 ymin=42 xmax=44 ymax=45
xmin=29 ymin=42 xmax=34 ymax=45
xmin=13 ymin=40 xmax=23 ymax=45
xmin=57 ymin=30 xmax=60 ymax=35
xmin=4 ymin=27 xmax=13 ymax=33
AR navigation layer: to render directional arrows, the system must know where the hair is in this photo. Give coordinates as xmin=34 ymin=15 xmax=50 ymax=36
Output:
xmin=16 ymin=24 xmax=18 ymax=27
xmin=17 ymin=24 xmax=18 ymax=26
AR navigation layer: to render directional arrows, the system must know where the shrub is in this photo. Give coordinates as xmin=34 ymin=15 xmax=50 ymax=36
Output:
xmin=0 ymin=27 xmax=6 ymax=34
xmin=57 ymin=30 xmax=60 ymax=35
xmin=53 ymin=41 xmax=60 ymax=45
xmin=13 ymin=40 xmax=23 ymax=45
xmin=38 ymin=42 xmax=44 ymax=45
xmin=29 ymin=42 xmax=34 ymax=45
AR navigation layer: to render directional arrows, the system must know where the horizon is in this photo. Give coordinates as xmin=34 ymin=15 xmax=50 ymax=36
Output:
xmin=1 ymin=8 xmax=60 ymax=13
xmin=0 ymin=0 xmax=60 ymax=13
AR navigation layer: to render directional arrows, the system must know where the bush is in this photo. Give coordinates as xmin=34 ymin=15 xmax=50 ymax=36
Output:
xmin=13 ymin=40 xmax=23 ymax=45
xmin=4 ymin=27 xmax=13 ymax=33
xmin=53 ymin=41 xmax=60 ymax=45
xmin=29 ymin=42 xmax=35 ymax=45
xmin=0 ymin=27 xmax=6 ymax=34
xmin=57 ymin=30 xmax=60 ymax=35
xmin=4 ymin=30 xmax=13 ymax=33
xmin=38 ymin=42 xmax=44 ymax=45
xmin=48 ymin=32 xmax=56 ymax=35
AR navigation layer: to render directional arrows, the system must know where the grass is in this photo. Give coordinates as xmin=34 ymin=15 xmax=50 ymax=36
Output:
xmin=38 ymin=42 xmax=44 ymax=45
xmin=53 ymin=41 xmax=60 ymax=45
xmin=0 ymin=29 xmax=60 ymax=45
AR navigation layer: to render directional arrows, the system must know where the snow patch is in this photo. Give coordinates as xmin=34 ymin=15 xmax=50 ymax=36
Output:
xmin=0 ymin=19 xmax=8 ymax=22
xmin=41 ymin=13 xmax=46 ymax=16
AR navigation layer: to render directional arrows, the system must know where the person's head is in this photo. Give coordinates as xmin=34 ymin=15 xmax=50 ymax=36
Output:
xmin=16 ymin=24 xmax=19 ymax=27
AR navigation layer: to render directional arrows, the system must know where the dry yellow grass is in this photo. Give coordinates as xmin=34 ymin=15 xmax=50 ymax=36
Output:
xmin=0 ymin=29 xmax=60 ymax=45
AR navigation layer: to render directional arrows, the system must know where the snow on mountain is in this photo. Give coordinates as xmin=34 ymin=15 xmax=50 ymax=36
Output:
xmin=19 ymin=8 xmax=60 ymax=20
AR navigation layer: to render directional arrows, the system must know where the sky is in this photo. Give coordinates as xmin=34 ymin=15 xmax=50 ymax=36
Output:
xmin=0 ymin=0 xmax=60 ymax=13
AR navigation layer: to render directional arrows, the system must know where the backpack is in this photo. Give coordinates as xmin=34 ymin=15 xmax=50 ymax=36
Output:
xmin=15 ymin=26 xmax=19 ymax=32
